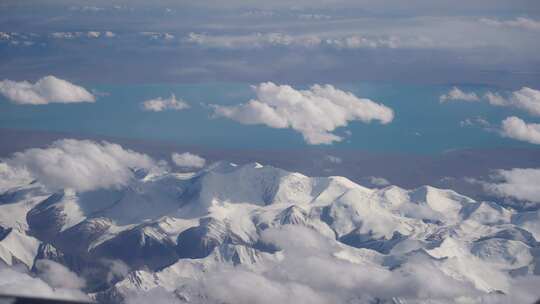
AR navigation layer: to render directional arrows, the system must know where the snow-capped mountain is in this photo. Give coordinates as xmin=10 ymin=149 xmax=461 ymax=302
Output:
xmin=1 ymin=161 xmax=539 ymax=303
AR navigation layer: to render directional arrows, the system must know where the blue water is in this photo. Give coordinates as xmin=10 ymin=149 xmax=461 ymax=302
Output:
xmin=0 ymin=82 xmax=536 ymax=154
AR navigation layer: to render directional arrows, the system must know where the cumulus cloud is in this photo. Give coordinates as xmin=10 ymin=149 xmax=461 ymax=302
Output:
xmin=481 ymin=17 xmax=540 ymax=32
xmin=142 ymin=94 xmax=190 ymax=112
xmin=367 ymin=176 xmax=390 ymax=187
xmin=0 ymin=75 xmax=95 ymax=105
xmin=483 ymin=168 xmax=540 ymax=203
xmin=439 ymin=87 xmax=480 ymax=102
xmin=0 ymin=263 xmax=88 ymax=301
xmin=171 ymin=152 xmax=206 ymax=169
xmin=441 ymin=87 xmax=540 ymax=117
xmin=211 ymin=82 xmax=394 ymax=144
xmin=459 ymin=116 xmax=490 ymax=128
xmin=500 ymin=116 xmax=540 ymax=144
xmin=486 ymin=87 xmax=540 ymax=117
xmin=484 ymin=91 xmax=508 ymax=106
xmin=87 ymin=31 xmax=101 ymax=38
xmin=5 ymin=139 xmax=158 ymax=192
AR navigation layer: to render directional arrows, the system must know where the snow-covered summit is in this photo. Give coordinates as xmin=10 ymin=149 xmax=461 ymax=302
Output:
xmin=0 ymin=161 xmax=539 ymax=303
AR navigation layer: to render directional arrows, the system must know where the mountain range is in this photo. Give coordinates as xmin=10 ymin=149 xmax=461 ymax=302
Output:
xmin=1 ymin=161 xmax=539 ymax=303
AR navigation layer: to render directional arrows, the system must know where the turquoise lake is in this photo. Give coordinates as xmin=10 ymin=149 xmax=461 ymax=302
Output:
xmin=0 ymin=82 xmax=535 ymax=154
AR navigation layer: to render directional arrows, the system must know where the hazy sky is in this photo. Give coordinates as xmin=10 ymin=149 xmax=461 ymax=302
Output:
xmin=1 ymin=0 xmax=539 ymax=86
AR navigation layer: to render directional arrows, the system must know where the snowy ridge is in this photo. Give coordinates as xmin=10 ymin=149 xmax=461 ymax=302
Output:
xmin=0 ymin=162 xmax=539 ymax=303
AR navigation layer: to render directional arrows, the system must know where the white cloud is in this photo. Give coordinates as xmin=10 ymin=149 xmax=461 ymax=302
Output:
xmin=163 ymin=33 xmax=175 ymax=40
xmin=439 ymin=87 xmax=480 ymax=102
xmin=441 ymin=87 xmax=540 ymax=117
xmin=368 ymin=176 xmax=390 ymax=187
xmin=50 ymin=32 xmax=81 ymax=39
xmin=87 ymin=31 xmax=101 ymax=38
xmin=140 ymin=32 xmax=175 ymax=41
xmin=191 ymin=225 xmax=494 ymax=303
xmin=35 ymin=260 xmax=86 ymax=290
xmin=0 ymin=76 xmax=95 ymax=105
xmin=6 ymin=139 xmax=157 ymax=192
xmin=50 ymin=31 xmax=115 ymax=39
xmin=500 ymin=116 xmax=540 ymax=144
xmin=0 ymin=162 xmax=33 ymax=192
xmin=186 ymin=32 xmax=415 ymax=50
xmin=211 ymin=82 xmax=394 ymax=145
xmin=187 ymin=32 xmax=298 ymax=49
xmin=171 ymin=152 xmax=206 ymax=169
xmin=0 ymin=263 xmax=88 ymax=301
xmin=0 ymin=32 xmax=11 ymax=40
xmin=459 ymin=116 xmax=490 ymax=128
xmin=483 ymin=168 xmax=540 ymax=203
xmin=69 ymin=6 xmax=105 ymax=13
xmin=484 ymin=91 xmax=508 ymax=106
xmin=298 ymin=14 xmax=331 ymax=20
xmin=203 ymin=268 xmax=327 ymax=304
xmin=481 ymin=17 xmax=540 ymax=32
xmin=324 ymin=35 xmax=400 ymax=49
xmin=486 ymin=87 xmax=540 ymax=116
xmin=101 ymin=259 xmax=130 ymax=284
xmin=142 ymin=94 xmax=190 ymax=112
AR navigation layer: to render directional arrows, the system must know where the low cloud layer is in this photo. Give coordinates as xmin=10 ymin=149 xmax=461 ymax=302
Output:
xmin=483 ymin=168 xmax=540 ymax=203
xmin=4 ymin=139 xmax=158 ymax=192
xmin=35 ymin=260 xmax=86 ymax=290
xmin=51 ymin=31 xmax=115 ymax=39
xmin=171 ymin=152 xmax=206 ymax=168
xmin=0 ymin=75 xmax=95 ymax=105
xmin=212 ymin=82 xmax=394 ymax=144
xmin=481 ymin=17 xmax=540 ymax=32
xmin=142 ymin=94 xmax=190 ymax=112
xmin=146 ymin=225 xmax=540 ymax=303
xmin=501 ymin=116 xmax=540 ymax=144
xmin=186 ymin=32 xmax=401 ymax=50
xmin=0 ymin=261 xmax=88 ymax=301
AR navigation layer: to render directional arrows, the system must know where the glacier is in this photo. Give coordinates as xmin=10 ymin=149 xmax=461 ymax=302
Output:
xmin=0 ymin=160 xmax=539 ymax=303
